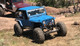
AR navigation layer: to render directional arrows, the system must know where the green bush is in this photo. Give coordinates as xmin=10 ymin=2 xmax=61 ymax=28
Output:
xmin=36 ymin=0 xmax=72 ymax=8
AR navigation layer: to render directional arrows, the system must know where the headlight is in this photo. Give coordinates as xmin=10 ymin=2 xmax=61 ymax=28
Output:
xmin=51 ymin=19 xmax=54 ymax=24
xmin=43 ymin=21 xmax=46 ymax=24
xmin=43 ymin=21 xmax=46 ymax=27
xmin=52 ymin=19 xmax=54 ymax=22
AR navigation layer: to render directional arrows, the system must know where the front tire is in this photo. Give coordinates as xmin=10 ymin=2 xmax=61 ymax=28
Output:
xmin=57 ymin=22 xmax=67 ymax=36
xmin=14 ymin=23 xmax=23 ymax=36
xmin=33 ymin=28 xmax=45 ymax=43
xmin=0 ymin=7 xmax=5 ymax=16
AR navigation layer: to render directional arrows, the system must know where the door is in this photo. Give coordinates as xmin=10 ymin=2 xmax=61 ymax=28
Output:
xmin=19 ymin=11 xmax=33 ymax=28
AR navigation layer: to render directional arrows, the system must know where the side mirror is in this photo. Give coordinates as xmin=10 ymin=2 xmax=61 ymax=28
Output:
xmin=15 ymin=12 xmax=19 ymax=15
xmin=15 ymin=11 xmax=22 ymax=18
xmin=42 ymin=6 xmax=45 ymax=8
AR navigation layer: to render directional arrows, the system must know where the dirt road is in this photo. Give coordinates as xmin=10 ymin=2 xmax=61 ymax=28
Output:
xmin=0 ymin=17 xmax=16 ymax=30
xmin=0 ymin=13 xmax=80 ymax=46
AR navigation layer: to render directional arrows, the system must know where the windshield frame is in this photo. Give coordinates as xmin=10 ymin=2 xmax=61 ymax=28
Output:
xmin=27 ymin=8 xmax=46 ymax=17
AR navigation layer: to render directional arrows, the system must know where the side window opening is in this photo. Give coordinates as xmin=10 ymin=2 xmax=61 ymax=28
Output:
xmin=22 ymin=11 xmax=28 ymax=19
xmin=18 ymin=11 xmax=28 ymax=19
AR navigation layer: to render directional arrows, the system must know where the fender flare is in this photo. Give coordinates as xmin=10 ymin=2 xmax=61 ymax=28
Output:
xmin=17 ymin=20 xmax=23 ymax=27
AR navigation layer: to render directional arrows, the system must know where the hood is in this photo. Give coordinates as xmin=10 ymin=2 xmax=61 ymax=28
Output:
xmin=29 ymin=15 xmax=55 ymax=23
xmin=14 ymin=2 xmax=31 ymax=8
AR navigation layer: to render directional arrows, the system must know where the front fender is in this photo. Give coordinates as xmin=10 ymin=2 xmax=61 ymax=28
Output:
xmin=17 ymin=20 xmax=23 ymax=27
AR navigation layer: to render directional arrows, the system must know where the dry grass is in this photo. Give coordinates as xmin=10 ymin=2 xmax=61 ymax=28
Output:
xmin=0 ymin=23 xmax=80 ymax=46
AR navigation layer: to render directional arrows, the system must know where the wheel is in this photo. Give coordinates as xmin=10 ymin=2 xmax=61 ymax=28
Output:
xmin=33 ymin=28 xmax=45 ymax=43
xmin=14 ymin=23 xmax=23 ymax=36
xmin=56 ymin=22 xmax=67 ymax=36
xmin=0 ymin=7 xmax=5 ymax=16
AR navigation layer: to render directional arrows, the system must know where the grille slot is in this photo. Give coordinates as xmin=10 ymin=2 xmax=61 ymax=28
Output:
xmin=45 ymin=19 xmax=51 ymax=25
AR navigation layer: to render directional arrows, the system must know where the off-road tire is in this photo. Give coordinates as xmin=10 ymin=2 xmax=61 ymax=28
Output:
xmin=33 ymin=28 xmax=45 ymax=43
xmin=57 ymin=22 xmax=67 ymax=36
xmin=14 ymin=23 xmax=23 ymax=36
xmin=0 ymin=7 xmax=4 ymax=16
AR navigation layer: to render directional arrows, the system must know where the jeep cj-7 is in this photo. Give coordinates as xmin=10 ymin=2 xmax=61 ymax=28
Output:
xmin=14 ymin=6 xmax=67 ymax=43
xmin=0 ymin=0 xmax=31 ymax=17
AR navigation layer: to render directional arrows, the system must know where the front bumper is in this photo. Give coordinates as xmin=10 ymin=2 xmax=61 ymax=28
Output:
xmin=44 ymin=28 xmax=59 ymax=34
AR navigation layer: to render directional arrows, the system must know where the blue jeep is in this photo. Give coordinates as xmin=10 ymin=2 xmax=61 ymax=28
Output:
xmin=14 ymin=6 xmax=67 ymax=43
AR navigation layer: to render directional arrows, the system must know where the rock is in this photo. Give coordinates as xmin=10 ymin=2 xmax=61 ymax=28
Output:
xmin=73 ymin=21 xmax=79 ymax=25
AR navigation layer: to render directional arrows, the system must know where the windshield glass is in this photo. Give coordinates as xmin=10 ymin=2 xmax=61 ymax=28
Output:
xmin=27 ymin=8 xmax=45 ymax=16
xmin=12 ymin=0 xmax=22 ymax=2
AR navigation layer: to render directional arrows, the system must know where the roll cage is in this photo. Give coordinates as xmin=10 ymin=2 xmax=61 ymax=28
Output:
xmin=17 ymin=10 xmax=29 ymax=19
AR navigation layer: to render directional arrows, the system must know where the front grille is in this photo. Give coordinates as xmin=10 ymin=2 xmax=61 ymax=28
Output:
xmin=45 ymin=19 xmax=52 ymax=25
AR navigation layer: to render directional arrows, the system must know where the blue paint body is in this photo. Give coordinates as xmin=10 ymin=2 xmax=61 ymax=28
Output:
xmin=18 ymin=6 xmax=56 ymax=28
xmin=19 ymin=6 xmax=44 ymax=11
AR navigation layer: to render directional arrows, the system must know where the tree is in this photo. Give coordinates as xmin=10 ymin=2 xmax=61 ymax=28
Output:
xmin=36 ymin=0 xmax=73 ymax=8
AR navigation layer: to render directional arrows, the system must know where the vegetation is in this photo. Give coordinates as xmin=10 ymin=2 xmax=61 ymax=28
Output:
xmin=36 ymin=0 xmax=71 ymax=8
xmin=27 ymin=0 xmax=80 ymax=14
xmin=28 ymin=0 xmax=80 ymax=8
